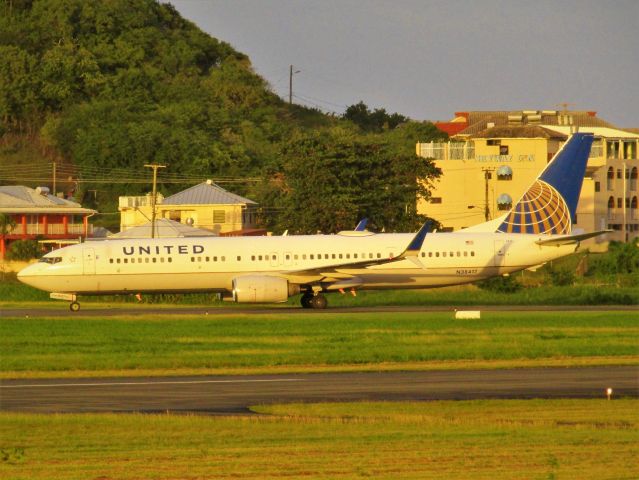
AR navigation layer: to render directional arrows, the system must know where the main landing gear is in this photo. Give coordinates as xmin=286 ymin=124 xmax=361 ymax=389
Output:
xmin=69 ymin=301 xmax=81 ymax=312
xmin=301 ymin=292 xmax=327 ymax=309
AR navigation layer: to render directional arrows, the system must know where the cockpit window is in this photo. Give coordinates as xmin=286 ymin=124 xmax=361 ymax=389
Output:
xmin=39 ymin=257 xmax=62 ymax=264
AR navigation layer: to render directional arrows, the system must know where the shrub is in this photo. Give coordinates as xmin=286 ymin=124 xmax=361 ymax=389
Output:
xmin=550 ymin=268 xmax=575 ymax=286
xmin=5 ymin=240 xmax=42 ymax=261
xmin=476 ymin=275 xmax=522 ymax=293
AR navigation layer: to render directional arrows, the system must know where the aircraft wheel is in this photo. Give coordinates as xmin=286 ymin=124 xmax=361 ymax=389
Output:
xmin=310 ymin=294 xmax=327 ymax=309
xmin=69 ymin=301 xmax=81 ymax=312
xmin=301 ymin=294 xmax=313 ymax=309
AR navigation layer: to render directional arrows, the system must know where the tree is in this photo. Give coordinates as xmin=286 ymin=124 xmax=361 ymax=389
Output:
xmin=343 ymin=101 xmax=408 ymax=132
xmin=271 ymin=127 xmax=441 ymax=234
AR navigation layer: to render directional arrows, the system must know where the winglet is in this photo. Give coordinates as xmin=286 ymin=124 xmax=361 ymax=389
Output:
xmin=354 ymin=218 xmax=368 ymax=231
xmin=403 ymin=221 xmax=431 ymax=257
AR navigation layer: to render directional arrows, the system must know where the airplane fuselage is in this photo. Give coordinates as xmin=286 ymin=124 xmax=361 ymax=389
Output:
xmin=18 ymin=231 xmax=576 ymax=296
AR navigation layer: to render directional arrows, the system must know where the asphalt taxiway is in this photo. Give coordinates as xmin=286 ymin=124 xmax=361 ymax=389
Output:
xmin=1 ymin=304 xmax=638 ymax=317
xmin=1 ymin=366 xmax=637 ymax=414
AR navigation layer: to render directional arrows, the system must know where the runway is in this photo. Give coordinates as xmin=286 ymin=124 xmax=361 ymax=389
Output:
xmin=2 ymin=304 xmax=638 ymax=317
xmin=1 ymin=366 xmax=637 ymax=414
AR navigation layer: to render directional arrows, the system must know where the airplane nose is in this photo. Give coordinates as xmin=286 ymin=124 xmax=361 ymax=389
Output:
xmin=17 ymin=263 xmax=38 ymax=283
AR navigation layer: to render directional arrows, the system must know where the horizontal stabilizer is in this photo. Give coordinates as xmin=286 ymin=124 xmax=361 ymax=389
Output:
xmin=535 ymin=230 xmax=611 ymax=247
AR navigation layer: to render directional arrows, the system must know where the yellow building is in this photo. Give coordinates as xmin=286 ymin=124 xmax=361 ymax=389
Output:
xmin=417 ymin=111 xmax=638 ymax=248
xmin=119 ymin=180 xmax=261 ymax=235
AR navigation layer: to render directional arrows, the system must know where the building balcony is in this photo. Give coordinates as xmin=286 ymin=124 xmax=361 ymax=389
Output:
xmin=417 ymin=142 xmax=475 ymax=161
xmin=9 ymin=223 xmax=93 ymax=236
xmin=119 ymin=195 xmax=163 ymax=209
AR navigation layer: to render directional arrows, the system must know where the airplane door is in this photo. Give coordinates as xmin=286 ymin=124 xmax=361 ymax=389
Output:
xmin=494 ymin=240 xmax=509 ymax=267
xmin=83 ymin=248 xmax=96 ymax=274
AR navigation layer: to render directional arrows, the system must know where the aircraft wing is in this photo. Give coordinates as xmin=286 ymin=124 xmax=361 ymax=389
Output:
xmin=535 ymin=230 xmax=611 ymax=247
xmin=278 ymin=221 xmax=430 ymax=284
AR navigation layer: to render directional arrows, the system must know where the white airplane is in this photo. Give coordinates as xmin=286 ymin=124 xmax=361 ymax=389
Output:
xmin=19 ymin=133 xmax=606 ymax=311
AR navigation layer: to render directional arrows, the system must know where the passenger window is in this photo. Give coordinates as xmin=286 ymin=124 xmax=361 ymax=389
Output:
xmin=191 ymin=257 xmax=195 ymax=262
xmin=286 ymin=254 xmax=290 ymax=260
xmin=109 ymin=259 xmax=114 ymax=264
xmin=457 ymin=252 xmax=460 ymax=257
xmin=324 ymin=254 xmax=328 ymax=259
xmin=265 ymin=255 xmax=269 ymax=261
xmin=435 ymin=252 xmax=440 ymax=257
xmin=377 ymin=253 xmax=381 ymax=259
xmin=221 ymin=256 xmax=225 ymax=261
xmin=145 ymin=258 xmax=149 ymax=263
xmin=443 ymin=252 xmax=447 ymax=257
xmin=124 ymin=258 xmax=128 ymax=264
xmin=206 ymin=257 xmax=210 ymax=262
xmin=117 ymin=258 xmax=121 ymax=264
xmin=302 ymin=254 xmax=306 ymax=260
xmin=237 ymin=256 xmax=241 ymax=261
xmin=464 ymin=251 xmax=468 ymax=257
xmin=338 ymin=254 xmax=342 ymax=259
xmin=294 ymin=255 xmax=298 ymax=260
xmin=354 ymin=253 xmax=358 ymax=259
xmin=273 ymin=255 xmax=277 ymax=260
xmin=251 ymin=255 xmax=255 ymax=261
xmin=369 ymin=253 xmax=373 ymax=259
xmin=310 ymin=254 xmax=314 ymax=260
xmin=346 ymin=253 xmax=350 ymax=259
xmin=259 ymin=255 xmax=263 ymax=261
xmin=152 ymin=258 xmax=157 ymax=263
xmin=160 ymin=258 xmax=165 ymax=263
xmin=168 ymin=258 xmax=173 ymax=263
xmin=428 ymin=252 xmax=433 ymax=257
xmin=471 ymin=251 xmax=475 ymax=257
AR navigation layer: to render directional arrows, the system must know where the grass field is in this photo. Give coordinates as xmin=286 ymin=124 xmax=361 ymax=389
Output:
xmin=1 ymin=311 xmax=637 ymax=378
xmin=1 ymin=400 xmax=637 ymax=479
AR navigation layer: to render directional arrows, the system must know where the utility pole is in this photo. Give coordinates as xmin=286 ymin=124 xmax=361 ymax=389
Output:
xmin=482 ymin=167 xmax=495 ymax=222
xmin=144 ymin=163 xmax=166 ymax=238
xmin=289 ymin=65 xmax=300 ymax=105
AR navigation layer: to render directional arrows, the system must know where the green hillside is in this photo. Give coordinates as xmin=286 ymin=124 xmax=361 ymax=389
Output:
xmin=0 ymin=0 xmax=445 ymax=232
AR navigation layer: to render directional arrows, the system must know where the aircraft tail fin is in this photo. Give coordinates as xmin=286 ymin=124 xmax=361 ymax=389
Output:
xmin=496 ymin=132 xmax=594 ymax=235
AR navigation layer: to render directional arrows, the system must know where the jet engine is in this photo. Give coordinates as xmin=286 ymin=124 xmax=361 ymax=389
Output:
xmin=232 ymin=275 xmax=300 ymax=303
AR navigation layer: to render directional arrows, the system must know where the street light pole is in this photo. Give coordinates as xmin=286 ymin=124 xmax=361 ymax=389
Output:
xmin=289 ymin=65 xmax=300 ymax=105
xmin=482 ymin=167 xmax=495 ymax=222
xmin=144 ymin=163 xmax=166 ymax=238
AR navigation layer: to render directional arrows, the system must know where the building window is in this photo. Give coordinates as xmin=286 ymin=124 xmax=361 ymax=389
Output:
xmin=631 ymin=197 xmax=638 ymax=220
xmin=499 ymin=145 xmax=509 ymax=155
xmin=430 ymin=197 xmax=442 ymax=204
xmin=497 ymin=166 xmax=513 ymax=181
xmin=617 ymin=198 xmax=622 ymax=208
xmin=595 ymin=181 xmax=600 ymax=192
xmin=487 ymin=139 xmax=501 ymax=146
xmin=608 ymin=196 xmax=615 ymax=220
xmin=631 ymin=167 xmax=638 ymax=191
xmin=607 ymin=167 xmax=614 ymax=191
xmin=497 ymin=193 xmax=513 ymax=211
xmin=213 ymin=210 xmax=226 ymax=223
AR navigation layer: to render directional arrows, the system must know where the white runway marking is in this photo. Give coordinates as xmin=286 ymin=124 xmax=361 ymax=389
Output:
xmin=0 ymin=378 xmax=305 ymax=389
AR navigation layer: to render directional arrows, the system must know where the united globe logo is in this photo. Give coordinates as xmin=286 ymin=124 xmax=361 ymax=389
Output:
xmin=497 ymin=180 xmax=571 ymax=235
